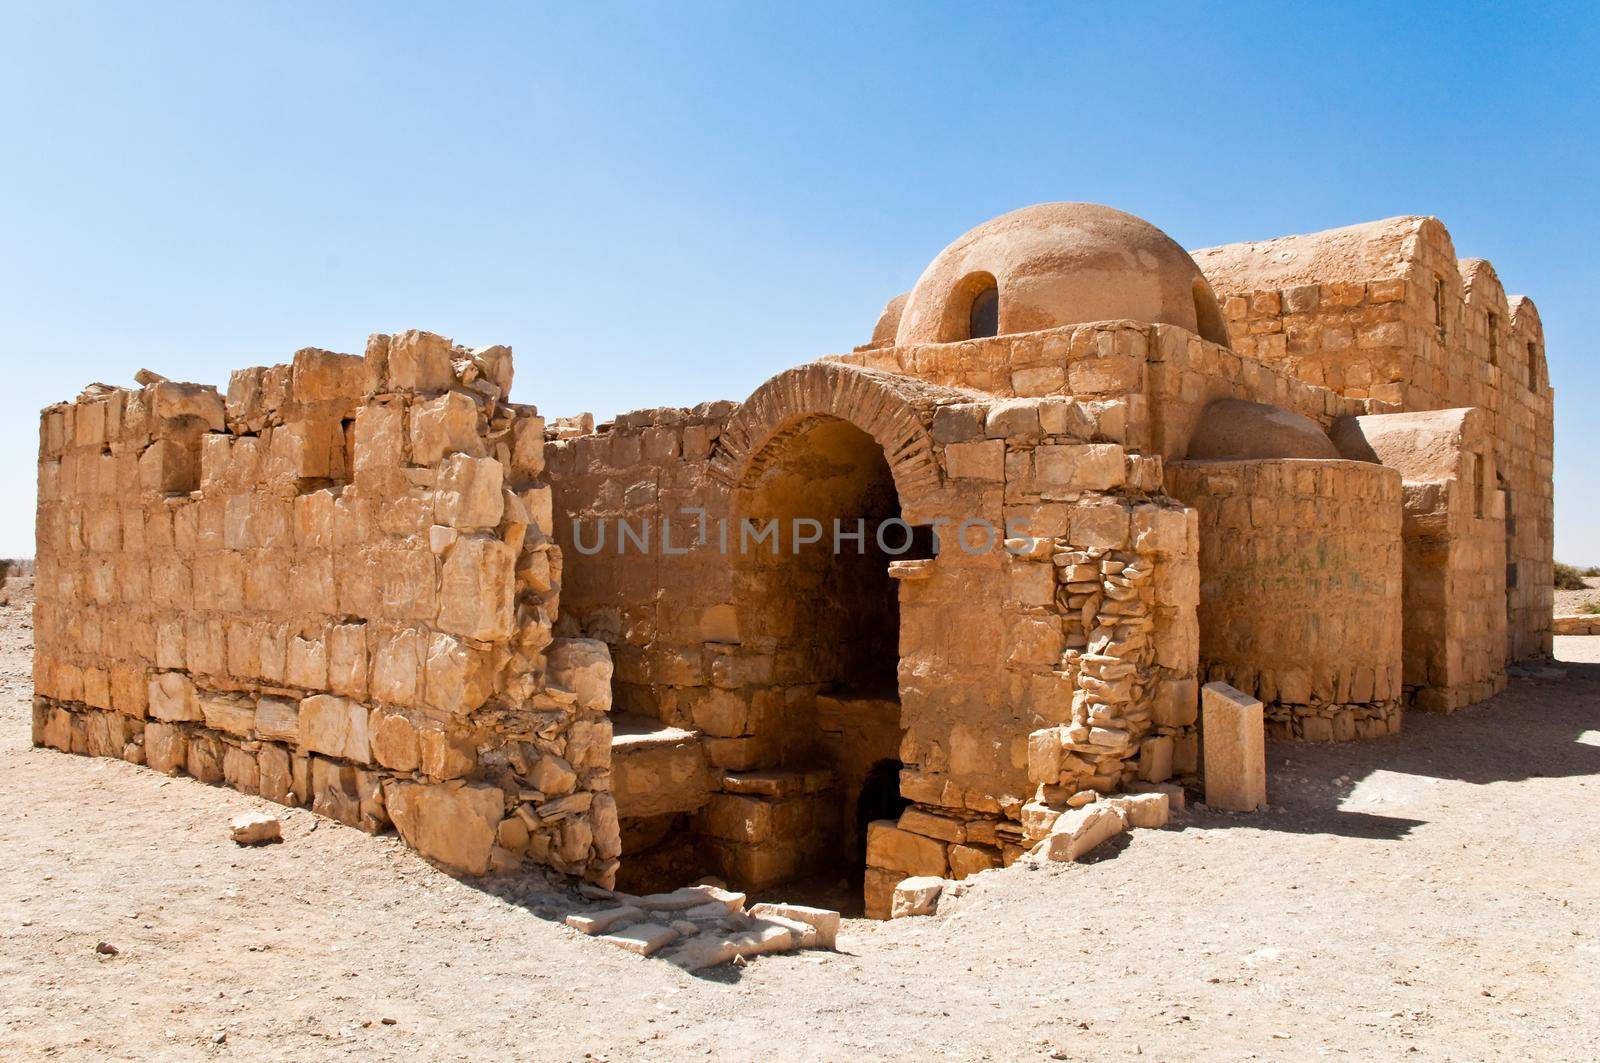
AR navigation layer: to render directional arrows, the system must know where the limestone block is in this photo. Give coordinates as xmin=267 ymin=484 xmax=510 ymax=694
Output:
xmin=1009 ymin=559 xmax=1055 ymax=607
xmin=223 ymin=744 xmax=260 ymax=794
xmin=437 ymin=536 xmax=515 ymax=642
xmin=519 ymin=485 xmax=553 ymax=534
xmin=932 ymin=403 xmax=985 ymax=443
xmin=890 ymin=876 xmax=944 ymax=919
xmin=1137 ymin=735 xmax=1174 ymax=782
xmin=267 ymin=419 xmax=343 ymax=480
xmin=199 ymin=693 xmax=255 ymax=738
xmin=985 ymin=399 xmax=1043 ymax=440
xmin=370 ymin=627 xmax=423 ymax=706
xmin=186 ymin=732 xmax=225 ymax=784
xmin=290 ymin=347 xmax=365 ymax=405
xmin=410 ymin=391 xmax=483 ymax=466
xmin=424 ymin=632 xmax=495 ymax=716
xmin=866 ymin=820 xmax=948 ymax=877
xmin=256 ymin=697 xmax=299 ymax=743
xmin=1035 ymin=443 xmax=1126 ymax=493
xmin=1151 ymin=678 xmax=1198 ymax=727
xmin=591 ymin=792 xmax=622 ymax=860
xmin=148 ymin=672 xmax=202 ymax=722
xmin=547 ymin=638 xmax=614 ymax=713
xmin=943 ymin=440 xmax=1004 ymax=481
xmin=229 ymin=812 xmax=281 ymax=846
xmin=285 ymin=635 xmax=327 ymax=690
xmin=1069 ymin=501 xmax=1129 ymax=550
xmin=259 ymin=744 xmax=295 ymax=805
xmin=511 ymin=416 xmax=547 ymax=478
xmin=352 ymin=403 xmax=404 ymax=483
xmin=387 ymin=330 xmax=454 ymax=393
xmin=110 ymin=664 xmax=148 ymax=718
xmin=1201 ymin=682 xmax=1266 ymax=812
xmin=1104 ymin=791 xmax=1169 ymax=829
xmin=417 ymin=726 xmax=476 ymax=780
xmin=327 ymin=623 xmax=368 ymax=700
xmin=144 ymin=721 xmax=188 ymax=774
xmin=369 ymin=705 xmax=421 ymax=772
xmin=599 ymin=922 xmax=679 ymax=957
xmin=863 ymin=868 xmax=901 ymax=920
xmin=747 ymin=903 xmax=839 ymax=949
xmin=948 ymin=843 xmax=1001 ymax=880
xmin=297 ymin=694 xmax=371 ymax=763
xmin=385 ymin=781 xmax=504 ymax=874
xmin=434 ymin=454 xmax=504 ymax=531
xmin=310 ymin=758 xmax=362 ymax=827
xmin=1035 ymin=803 xmax=1126 ymax=861
xmin=148 ymin=382 xmax=225 ymax=431
xmin=565 ymin=904 xmax=646 ymax=935
xmin=530 ymin=754 xmax=578 ymax=796
xmin=898 ymin=806 xmax=967 ymax=843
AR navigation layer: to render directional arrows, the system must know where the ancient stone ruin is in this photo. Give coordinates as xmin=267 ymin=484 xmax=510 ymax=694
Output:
xmin=32 ymin=203 xmax=1553 ymax=921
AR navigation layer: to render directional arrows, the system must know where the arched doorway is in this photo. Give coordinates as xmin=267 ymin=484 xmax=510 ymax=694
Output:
xmin=725 ymin=415 xmax=915 ymax=908
xmin=693 ymin=361 xmax=972 ymax=910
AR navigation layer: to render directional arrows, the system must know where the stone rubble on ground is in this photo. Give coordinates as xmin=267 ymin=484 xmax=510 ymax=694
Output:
xmin=561 ymin=880 xmax=838 ymax=968
xmin=229 ymin=811 xmax=282 ymax=846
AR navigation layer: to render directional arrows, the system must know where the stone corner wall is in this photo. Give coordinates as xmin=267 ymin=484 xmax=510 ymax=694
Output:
xmin=1164 ymin=457 xmax=1404 ymax=741
xmin=1206 ymin=227 xmax=1554 ymax=665
xmin=32 ymin=330 xmax=622 ymax=886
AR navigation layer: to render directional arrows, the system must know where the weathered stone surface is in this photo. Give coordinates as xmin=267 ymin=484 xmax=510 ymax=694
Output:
xmin=297 ymin=694 xmax=370 ymax=763
xmin=565 ymin=904 xmax=645 ymax=935
xmin=547 ymin=638 xmax=613 ymax=713
xmin=1035 ymin=804 xmax=1127 ymax=862
xmin=1104 ymin=791 xmax=1170 ymax=829
xmin=598 ymin=922 xmax=679 ymax=957
xmin=890 ymin=876 xmax=944 ymax=919
xmin=384 ymin=781 xmax=504 ymax=875
xmin=229 ymin=812 xmax=282 ymax=846
xmin=1201 ymin=682 xmax=1266 ymax=812
xmin=747 ymin=903 xmax=839 ymax=949
xmin=436 ymin=536 xmax=515 ymax=641
xmin=147 ymin=672 xmax=201 ymax=722
xmin=866 ymin=820 xmax=948 ymax=877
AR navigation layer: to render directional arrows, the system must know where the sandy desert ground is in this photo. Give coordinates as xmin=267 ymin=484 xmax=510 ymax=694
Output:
xmin=2 ymin=573 xmax=1598 ymax=1061
xmin=1554 ymin=574 xmax=1600 ymax=615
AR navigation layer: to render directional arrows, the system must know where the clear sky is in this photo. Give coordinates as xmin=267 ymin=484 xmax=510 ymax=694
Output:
xmin=1 ymin=2 xmax=1595 ymax=560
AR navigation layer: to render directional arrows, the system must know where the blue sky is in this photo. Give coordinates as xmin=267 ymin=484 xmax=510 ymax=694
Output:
xmin=1 ymin=2 xmax=1595 ymax=560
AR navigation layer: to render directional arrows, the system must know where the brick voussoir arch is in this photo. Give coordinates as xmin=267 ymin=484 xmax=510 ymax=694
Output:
xmin=709 ymin=360 xmax=983 ymax=507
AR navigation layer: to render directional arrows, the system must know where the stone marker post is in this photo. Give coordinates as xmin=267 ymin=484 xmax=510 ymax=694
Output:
xmin=1201 ymin=682 xmax=1266 ymax=812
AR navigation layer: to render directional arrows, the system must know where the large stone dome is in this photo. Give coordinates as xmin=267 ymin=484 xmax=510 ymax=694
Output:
xmin=893 ymin=202 xmax=1232 ymax=348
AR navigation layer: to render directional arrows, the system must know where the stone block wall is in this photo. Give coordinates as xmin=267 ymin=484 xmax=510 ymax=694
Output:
xmin=544 ymin=358 xmax=1205 ymax=908
xmin=1331 ymin=408 xmax=1507 ymax=712
xmin=1198 ymin=218 xmax=1553 ymax=666
xmin=1165 ymin=458 xmax=1404 ymax=741
xmin=33 ymin=332 xmax=622 ymax=885
xmin=545 ymin=402 xmax=739 ymax=723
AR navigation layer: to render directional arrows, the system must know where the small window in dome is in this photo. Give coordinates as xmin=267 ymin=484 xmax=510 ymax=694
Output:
xmin=968 ymin=284 xmax=999 ymax=339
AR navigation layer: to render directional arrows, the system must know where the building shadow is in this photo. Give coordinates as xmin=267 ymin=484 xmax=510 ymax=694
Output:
xmin=1179 ymin=656 xmax=1600 ymax=842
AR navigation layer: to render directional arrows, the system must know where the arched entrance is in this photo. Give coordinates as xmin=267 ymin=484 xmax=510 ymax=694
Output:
xmin=698 ymin=362 xmax=970 ymax=909
xmin=724 ymin=414 xmax=912 ymax=907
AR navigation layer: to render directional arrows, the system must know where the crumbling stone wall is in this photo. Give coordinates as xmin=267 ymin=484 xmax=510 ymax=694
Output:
xmin=33 ymin=332 xmax=622 ymax=885
xmin=1164 ymin=458 xmax=1405 ymax=740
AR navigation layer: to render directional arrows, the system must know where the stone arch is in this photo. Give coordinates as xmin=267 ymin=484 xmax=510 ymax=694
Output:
xmin=709 ymin=360 xmax=980 ymax=518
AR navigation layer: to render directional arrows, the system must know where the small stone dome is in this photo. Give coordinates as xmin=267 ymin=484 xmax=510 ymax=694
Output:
xmin=1186 ymin=399 xmax=1340 ymax=461
xmin=894 ymin=203 xmax=1231 ymax=348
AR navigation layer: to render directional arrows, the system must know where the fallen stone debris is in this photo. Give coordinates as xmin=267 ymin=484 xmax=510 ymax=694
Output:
xmin=563 ymin=880 xmax=839 ymax=970
xmin=229 ymin=811 xmax=282 ymax=846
